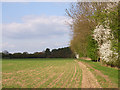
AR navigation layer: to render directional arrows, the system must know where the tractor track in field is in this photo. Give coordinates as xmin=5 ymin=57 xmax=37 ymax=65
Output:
xmin=54 ymin=66 xmax=73 ymax=88
xmin=61 ymin=65 xmax=75 ymax=88
xmin=75 ymin=60 xmax=101 ymax=88
xmin=34 ymin=73 xmax=56 ymax=88
xmin=67 ymin=64 xmax=76 ymax=88
xmin=74 ymin=66 xmax=81 ymax=88
xmin=81 ymin=61 xmax=117 ymax=88
xmin=47 ymin=71 xmax=65 ymax=88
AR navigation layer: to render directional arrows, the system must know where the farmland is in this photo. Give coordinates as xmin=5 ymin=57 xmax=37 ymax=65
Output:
xmin=2 ymin=58 xmax=118 ymax=88
xmin=2 ymin=58 xmax=82 ymax=88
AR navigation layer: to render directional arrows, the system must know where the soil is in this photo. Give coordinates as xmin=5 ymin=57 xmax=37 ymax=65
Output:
xmin=75 ymin=60 xmax=101 ymax=88
xmin=80 ymin=57 xmax=91 ymax=60
xmin=47 ymin=71 xmax=65 ymax=88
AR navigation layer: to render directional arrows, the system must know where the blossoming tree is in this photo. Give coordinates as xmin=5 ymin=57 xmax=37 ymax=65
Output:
xmin=93 ymin=2 xmax=119 ymax=67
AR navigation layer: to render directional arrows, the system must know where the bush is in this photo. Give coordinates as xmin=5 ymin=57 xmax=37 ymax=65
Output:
xmin=87 ymin=35 xmax=98 ymax=60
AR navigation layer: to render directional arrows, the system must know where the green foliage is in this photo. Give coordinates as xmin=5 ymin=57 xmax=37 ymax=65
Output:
xmin=2 ymin=47 xmax=75 ymax=59
xmin=51 ymin=47 xmax=75 ymax=58
xmin=87 ymin=35 xmax=98 ymax=60
xmin=118 ymin=2 xmax=120 ymax=69
xmin=90 ymin=2 xmax=119 ymax=67
xmin=66 ymin=2 xmax=99 ymax=57
xmin=107 ymin=5 xmax=119 ymax=60
xmin=67 ymin=2 xmax=119 ymax=66
xmin=45 ymin=48 xmax=51 ymax=58
xmin=93 ymin=3 xmax=118 ymax=44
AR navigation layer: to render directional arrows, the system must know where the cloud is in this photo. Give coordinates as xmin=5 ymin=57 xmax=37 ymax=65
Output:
xmin=3 ymin=15 xmax=71 ymax=39
xmin=2 ymin=42 xmax=15 ymax=48
xmin=2 ymin=15 xmax=71 ymax=52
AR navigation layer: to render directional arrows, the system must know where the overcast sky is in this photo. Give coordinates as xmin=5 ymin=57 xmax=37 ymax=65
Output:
xmin=2 ymin=2 xmax=72 ymax=53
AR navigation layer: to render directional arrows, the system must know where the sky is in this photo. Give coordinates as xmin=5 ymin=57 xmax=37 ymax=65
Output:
xmin=2 ymin=2 xmax=72 ymax=53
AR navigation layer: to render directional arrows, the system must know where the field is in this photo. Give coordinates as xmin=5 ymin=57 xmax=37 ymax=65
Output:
xmin=2 ymin=58 xmax=82 ymax=88
xmin=2 ymin=58 xmax=118 ymax=88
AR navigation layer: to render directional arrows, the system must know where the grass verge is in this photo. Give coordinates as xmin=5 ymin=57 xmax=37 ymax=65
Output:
xmin=78 ymin=59 xmax=118 ymax=88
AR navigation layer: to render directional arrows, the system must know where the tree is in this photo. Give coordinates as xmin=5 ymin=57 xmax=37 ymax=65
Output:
xmin=22 ymin=52 xmax=28 ymax=58
xmin=12 ymin=53 xmax=22 ymax=58
xmin=2 ymin=50 xmax=9 ymax=55
xmin=2 ymin=50 xmax=10 ymax=58
xmin=92 ymin=2 xmax=119 ymax=67
xmin=66 ymin=2 xmax=108 ymax=58
xmin=45 ymin=48 xmax=51 ymax=58
xmin=50 ymin=47 xmax=75 ymax=58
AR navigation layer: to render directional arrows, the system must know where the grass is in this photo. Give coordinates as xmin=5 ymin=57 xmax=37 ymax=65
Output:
xmin=78 ymin=59 xmax=118 ymax=88
xmin=2 ymin=58 xmax=82 ymax=88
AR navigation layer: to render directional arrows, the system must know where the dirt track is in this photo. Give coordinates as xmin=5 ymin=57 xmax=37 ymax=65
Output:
xmin=75 ymin=60 xmax=101 ymax=88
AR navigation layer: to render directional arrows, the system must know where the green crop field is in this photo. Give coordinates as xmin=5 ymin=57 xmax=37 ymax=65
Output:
xmin=2 ymin=58 xmax=82 ymax=88
xmin=2 ymin=58 xmax=118 ymax=88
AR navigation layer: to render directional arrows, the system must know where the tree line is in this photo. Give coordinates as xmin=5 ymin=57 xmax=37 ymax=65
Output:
xmin=66 ymin=2 xmax=119 ymax=67
xmin=2 ymin=47 xmax=75 ymax=59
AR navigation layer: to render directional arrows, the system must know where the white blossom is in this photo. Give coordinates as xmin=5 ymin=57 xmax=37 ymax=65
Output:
xmin=93 ymin=24 xmax=118 ymax=64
